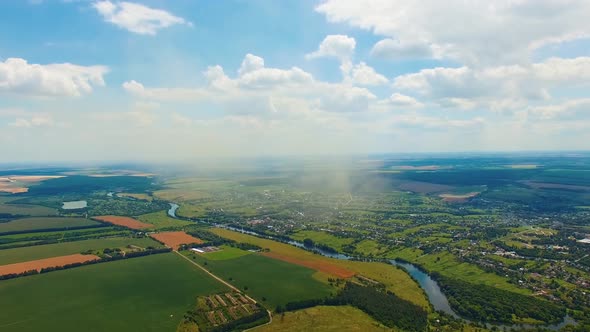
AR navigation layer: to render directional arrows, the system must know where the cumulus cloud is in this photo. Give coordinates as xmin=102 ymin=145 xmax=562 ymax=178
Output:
xmin=386 ymin=93 xmax=424 ymax=108
xmin=392 ymin=57 xmax=590 ymax=110
xmin=306 ymin=34 xmax=356 ymax=60
xmin=316 ymin=0 xmax=590 ymax=65
xmin=124 ymin=53 xmax=375 ymax=113
xmin=93 ymin=1 xmax=191 ymax=35
xmin=371 ymin=39 xmax=440 ymax=60
xmin=527 ymin=99 xmax=590 ymax=120
xmin=123 ymin=80 xmax=208 ymax=101
xmin=238 ymin=54 xmax=265 ymax=76
xmin=238 ymin=67 xmax=313 ymax=89
xmin=349 ymin=62 xmax=388 ymax=86
xmin=0 ymin=58 xmax=108 ymax=97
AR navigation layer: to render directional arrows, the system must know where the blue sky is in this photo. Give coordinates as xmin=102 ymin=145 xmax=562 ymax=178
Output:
xmin=1 ymin=0 xmax=589 ymax=162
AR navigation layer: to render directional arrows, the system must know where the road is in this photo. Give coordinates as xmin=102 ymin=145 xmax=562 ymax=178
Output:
xmin=174 ymin=251 xmax=273 ymax=329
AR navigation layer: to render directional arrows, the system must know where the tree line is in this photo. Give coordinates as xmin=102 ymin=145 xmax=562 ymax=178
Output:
xmin=277 ymin=282 xmax=428 ymax=332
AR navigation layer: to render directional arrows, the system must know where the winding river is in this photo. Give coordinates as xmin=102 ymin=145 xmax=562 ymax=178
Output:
xmin=168 ymin=203 xmax=575 ymax=330
xmin=389 ymin=260 xmax=459 ymax=318
xmin=167 ymin=203 xmax=179 ymax=218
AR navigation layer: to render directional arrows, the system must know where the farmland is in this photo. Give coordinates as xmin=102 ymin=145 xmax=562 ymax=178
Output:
xmin=182 ymin=291 xmax=267 ymax=331
xmin=0 ymin=237 xmax=162 ymax=265
xmin=1 ymin=155 xmax=590 ymax=331
xmin=252 ymin=305 xmax=395 ymax=332
xmin=0 ymin=201 xmax=57 ymax=217
xmin=199 ymin=245 xmax=252 ymax=260
xmin=210 ymin=228 xmax=429 ymax=309
xmin=93 ymin=215 xmax=153 ymax=229
xmin=150 ymin=231 xmax=203 ymax=250
xmin=0 ymin=217 xmax=100 ymax=234
xmin=138 ymin=210 xmax=193 ymax=229
xmin=260 ymin=251 xmax=355 ymax=278
xmin=0 ymin=253 xmax=99 ymax=275
xmin=182 ymin=251 xmax=335 ymax=310
xmin=0 ymin=253 xmax=228 ymax=332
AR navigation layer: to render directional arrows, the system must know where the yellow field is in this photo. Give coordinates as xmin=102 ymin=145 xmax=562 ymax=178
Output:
xmin=252 ymin=305 xmax=395 ymax=332
xmin=211 ymin=228 xmax=429 ymax=309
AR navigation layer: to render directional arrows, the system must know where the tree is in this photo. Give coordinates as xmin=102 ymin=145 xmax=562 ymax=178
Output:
xmin=303 ymin=238 xmax=314 ymax=248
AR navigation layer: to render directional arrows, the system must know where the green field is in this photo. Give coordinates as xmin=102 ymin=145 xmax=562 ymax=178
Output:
xmin=0 ymin=227 xmax=131 ymax=249
xmin=183 ymin=251 xmax=334 ymax=310
xmin=0 ymin=217 xmax=99 ymax=234
xmin=211 ymin=228 xmax=430 ymax=309
xmin=137 ymin=211 xmax=193 ymax=229
xmin=253 ymin=305 xmax=395 ymax=332
xmin=0 ymin=237 xmax=162 ymax=265
xmin=0 ymin=253 xmax=228 ymax=332
xmin=200 ymin=245 xmax=252 ymax=260
xmin=0 ymin=203 xmax=57 ymax=217
xmin=291 ymin=230 xmax=355 ymax=251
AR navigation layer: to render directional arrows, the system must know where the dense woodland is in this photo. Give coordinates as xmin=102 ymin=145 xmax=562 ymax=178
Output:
xmin=434 ymin=273 xmax=566 ymax=324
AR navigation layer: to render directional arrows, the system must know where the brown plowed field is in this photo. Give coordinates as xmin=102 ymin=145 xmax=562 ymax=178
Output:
xmin=93 ymin=215 xmax=153 ymax=229
xmin=0 ymin=184 xmax=28 ymax=193
xmin=0 ymin=254 xmax=100 ymax=276
xmin=150 ymin=231 xmax=203 ymax=250
xmin=261 ymin=251 xmax=356 ymax=278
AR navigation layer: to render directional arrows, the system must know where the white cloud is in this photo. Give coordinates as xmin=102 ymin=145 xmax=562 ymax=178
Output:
xmin=382 ymin=113 xmax=485 ymax=131
xmin=125 ymin=53 xmax=375 ymax=113
xmin=371 ymin=38 xmax=440 ymax=60
xmin=93 ymin=1 xmax=191 ymax=35
xmin=316 ymin=0 xmax=590 ymax=65
xmin=238 ymin=66 xmax=313 ymax=89
xmin=386 ymin=93 xmax=424 ymax=108
xmin=9 ymin=114 xmax=55 ymax=128
xmin=527 ymin=99 xmax=590 ymax=120
xmin=0 ymin=58 xmax=108 ymax=97
xmin=349 ymin=62 xmax=388 ymax=86
xmin=123 ymin=80 xmax=208 ymax=101
xmin=238 ymin=54 xmax=265 ymax=76
xmin=392 ymin=57 xmax=590 ymax=110
xmin=306 ymin=34 xmax=356 ymax=60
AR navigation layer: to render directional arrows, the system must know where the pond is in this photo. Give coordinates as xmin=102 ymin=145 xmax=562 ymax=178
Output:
xmin=62 ymin=200 xmax=87 ymax=210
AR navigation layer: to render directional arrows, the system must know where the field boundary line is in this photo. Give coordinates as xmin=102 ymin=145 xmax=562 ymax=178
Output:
xmin=174 ymin=251 xmax=273 ymax=329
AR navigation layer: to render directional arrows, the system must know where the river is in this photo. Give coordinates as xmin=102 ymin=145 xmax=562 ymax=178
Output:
xmin=167 ymin=203 xmax=179 ymax=218
xmin=167 ymin=203 xmax=575 ymax=330
xmin=390 ymin=260 xmax=459 ymax=318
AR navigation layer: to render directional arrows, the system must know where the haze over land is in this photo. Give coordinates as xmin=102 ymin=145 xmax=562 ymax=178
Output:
xmin=1 ymin=0 xmax=590 ymax=162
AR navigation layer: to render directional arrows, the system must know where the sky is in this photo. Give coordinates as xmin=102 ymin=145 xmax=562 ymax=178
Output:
xmin=1 ymin=0 xmax=589 ymax=162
